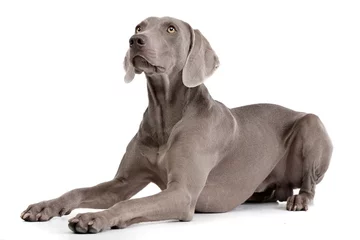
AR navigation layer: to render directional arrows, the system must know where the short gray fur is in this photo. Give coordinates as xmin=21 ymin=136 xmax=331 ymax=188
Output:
xmin=21 ymin=17 xmax=333 ymax=234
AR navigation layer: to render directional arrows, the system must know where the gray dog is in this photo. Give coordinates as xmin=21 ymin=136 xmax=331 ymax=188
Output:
xmin=21 ymin=17 xmax=332 ymax=234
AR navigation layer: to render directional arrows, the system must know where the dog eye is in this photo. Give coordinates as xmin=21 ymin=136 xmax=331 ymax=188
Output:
xmin=167 ymin=26 xmax=176 ymax=33
xmin=135 ymin=26 xmax=141 ymax=33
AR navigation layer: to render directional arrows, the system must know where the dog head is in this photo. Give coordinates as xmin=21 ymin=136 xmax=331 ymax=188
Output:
xmin=123 ymin=16 xmax=219 ymax=88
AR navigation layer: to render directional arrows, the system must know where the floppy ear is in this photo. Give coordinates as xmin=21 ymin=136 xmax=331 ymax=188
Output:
xmin=182 ymin=29 xmax=220 ymax=88
xmin=123 ymin=50 xmax=135 ymax=83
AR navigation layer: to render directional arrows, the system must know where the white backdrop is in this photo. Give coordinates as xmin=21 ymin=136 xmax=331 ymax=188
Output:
xmin=1 ymin=0 xmax=359 ymax=239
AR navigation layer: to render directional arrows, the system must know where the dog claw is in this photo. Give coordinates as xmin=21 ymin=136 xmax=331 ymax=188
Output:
xmin=70 ymin=218 xmax=79 ymax=223
xmin=88 ymin=221 xmax=94 ymax=226
xmin=59 ymin=208 xmax=66 ymax=216
xmin=22 ymin=213 xmax=30 ymax=220
xmin=36 ymin=213 xmax=42 ymax=221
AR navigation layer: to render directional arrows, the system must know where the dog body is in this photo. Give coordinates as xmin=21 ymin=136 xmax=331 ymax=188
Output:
xmin=21 ymin=17 xmax=332 ymax=233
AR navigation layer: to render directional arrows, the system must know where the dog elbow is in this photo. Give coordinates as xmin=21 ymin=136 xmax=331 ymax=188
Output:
xmin=172 ymin=188 xmax=194 ymax=221
xmin=179 ymin=196 xmax=194 ymax=221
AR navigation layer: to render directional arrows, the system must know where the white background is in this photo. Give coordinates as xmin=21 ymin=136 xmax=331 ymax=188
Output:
xmin=1 ymin=0 xmax=359 ymax=239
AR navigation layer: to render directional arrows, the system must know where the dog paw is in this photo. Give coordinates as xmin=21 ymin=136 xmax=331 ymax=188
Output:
xmin=68 ymin=212 xmax=109 ymax=234
xmin=21 ymin=200 xmax=72 ymax=222
xmin=286 ymin=194 xmax=311 ymax=211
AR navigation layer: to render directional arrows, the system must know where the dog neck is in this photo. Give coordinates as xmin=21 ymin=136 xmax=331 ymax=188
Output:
xmin=139 ymin=71 xmax=214 ymax=146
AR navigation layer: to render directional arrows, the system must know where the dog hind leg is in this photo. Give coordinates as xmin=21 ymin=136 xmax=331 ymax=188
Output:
xmin=286 ymin=114 xmax=332 ymax=211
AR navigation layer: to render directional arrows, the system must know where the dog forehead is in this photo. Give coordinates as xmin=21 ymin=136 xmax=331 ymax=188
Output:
xmin=139 ymin=16 xmax=187 ymax=29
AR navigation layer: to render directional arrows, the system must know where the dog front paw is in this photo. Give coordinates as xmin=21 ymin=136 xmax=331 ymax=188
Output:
xmin=68 ymin=212 xmax=110 ymax=234
xmin=21 ymin=200 xmax=72 ymax=222
xmin=286 ymin=193 xmax=311 ymax=211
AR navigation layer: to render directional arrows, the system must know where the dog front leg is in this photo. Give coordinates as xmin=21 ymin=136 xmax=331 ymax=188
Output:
xmin=21 ymin=135 xmax=152 ymax=222
xmin=68 ymin=140 xmax=217 ymax=233
xmin=68 ymin=183 xmax=201 ymax=233
xmin=20 ymin=177 xmax=149 ymax=222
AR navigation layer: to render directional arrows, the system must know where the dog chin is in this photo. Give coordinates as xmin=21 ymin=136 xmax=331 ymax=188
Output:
xmin=132 ymin=56 xmax=165 ymax=75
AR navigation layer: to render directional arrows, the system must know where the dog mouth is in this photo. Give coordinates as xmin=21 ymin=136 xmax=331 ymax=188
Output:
xmin=132 ymin=55 xmax=165 ymax=74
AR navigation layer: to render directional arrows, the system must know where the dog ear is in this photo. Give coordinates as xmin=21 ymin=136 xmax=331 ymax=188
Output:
xmin=123 ymin=50 xmax=135 ymax=83
xmin=182 ymin=28 xmax=220 ymax=88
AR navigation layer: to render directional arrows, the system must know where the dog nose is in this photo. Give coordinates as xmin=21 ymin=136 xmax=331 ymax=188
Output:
xmin=129 ymin=35 xmax=146 ymax=48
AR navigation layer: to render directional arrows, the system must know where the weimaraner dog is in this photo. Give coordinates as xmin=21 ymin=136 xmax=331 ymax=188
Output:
xmin=21 ymin=16 xmax=333 ymax=233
